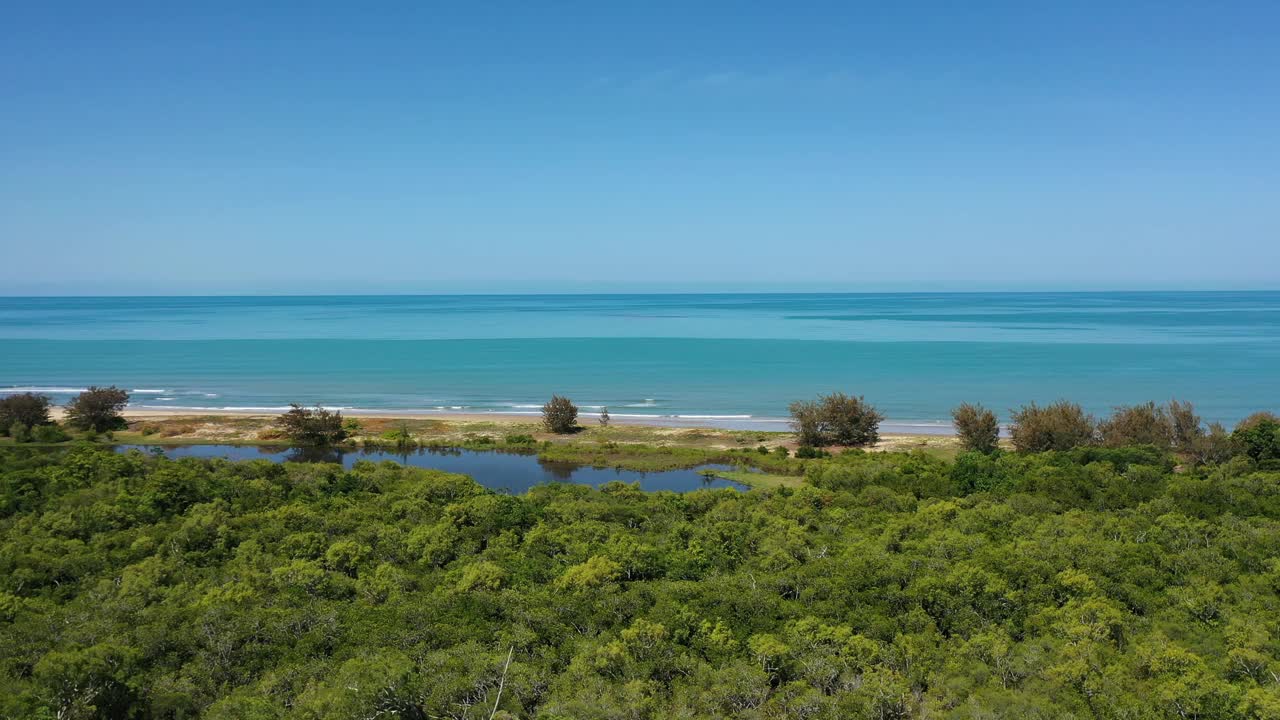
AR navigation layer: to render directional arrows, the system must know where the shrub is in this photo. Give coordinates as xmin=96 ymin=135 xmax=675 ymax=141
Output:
xmin=795 ymin=446 xmax=830 ymax=459
xmin=378 ymin=425 xmax=416 ymax=448
xmin=276 ymin=404 xmax=348 ymax=446
xmin=0 ymin=393 xmax=52 ymax=434
xmin=505 ymin=434 xmax=536 ymax=445
xmin=8 ymin=422 xmax=31 ymax=443
xmin=1189 ymin=422 xmax=1234 ymax=465
xmin=160 ymin=424 xmax=195 ymax=438
xmin=1232 ymin=418 xmax=1280 ymax=463
xmin=951 ymin=402 xmax=999 ymax=454
xmin=772 ymin=446 xmax=790 ymax=458
xmin=821 ymin=393 xmax=884 ymax=446
xmin=1167 ymin=399 xmax=1204 ymax=450
xmin=1236 ymin=411 xmax=1279 ymax=431
xmin=138 ymin=423 xmax=161 ymax=436
xmin=542 ymin=395 xmax=578 ymax=434
xmin=1009 ymin=400 xmax=1096 ymax=452
xmin=64 ymin=386 xmax=130 ymax=432
xmin=788 ymin=399 xmax=826 ymax=446
xmin=1098 ymin=402 xmax=1174 ymax=448
xmin=789 ymin=392 xmax=883 ymax=447
xmin=599 ymin=407 xmax=611 ymax=426
xmin=31 ymin=423 xmax=70 ymax=443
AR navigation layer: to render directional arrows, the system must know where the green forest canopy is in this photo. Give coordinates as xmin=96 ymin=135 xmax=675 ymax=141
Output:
xmin=2 ymin=444 xmax=1279 ymax=718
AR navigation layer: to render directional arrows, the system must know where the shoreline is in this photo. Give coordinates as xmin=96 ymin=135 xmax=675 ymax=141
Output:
xmin=34 ymin=408 xmax=967 ymax=453
xmin=56 ymin=406 xmax=959 ymax=436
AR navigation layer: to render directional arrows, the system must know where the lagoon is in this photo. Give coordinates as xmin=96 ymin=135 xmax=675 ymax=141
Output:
xmin=112 ymin=444 xmax=747 ymax=494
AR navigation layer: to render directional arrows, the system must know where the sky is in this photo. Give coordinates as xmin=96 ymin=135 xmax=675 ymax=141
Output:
xmin=2 ymin=1 xmax=1278 ymax=295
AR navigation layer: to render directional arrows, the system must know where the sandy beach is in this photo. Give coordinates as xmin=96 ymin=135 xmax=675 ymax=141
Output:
xmin=37 ymin=406 xmax=965 ymax=454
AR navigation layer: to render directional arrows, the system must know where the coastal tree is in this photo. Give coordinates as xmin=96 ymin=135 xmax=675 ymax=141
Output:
xmin=1098 ymin=402 xmax=1174 ymax=448
xmin=1236 ymin=411 xmax=1280 ymax=431
xmin=789 ymin=393 xmax=883 ymax=447
xmin=599 ymin=406 xmax=611 ymax=427
xmin=788 ymin=399 xmax=827 ymax=447
xmin=64 ymin=386 xmax=130 ymax=432
xmin=542 ymin=395 xmax=578 ymax=433
xmin=1009 ymin=400 xmax=1096 ymax=452
xmin=0 ymin=393 xmax=53 ymax=435
xmin=277 ymin=404 xmax=348 ymax=445
xmin=1231 ymin=417 xmax=1280 ymax=463
xmin=1167 ymin=399 xmax=1205 ymax=450
xmin=951 ymin=402 xmax=1000 ymax=453
xmin=820 ymin=393 xmax=883 ymax=446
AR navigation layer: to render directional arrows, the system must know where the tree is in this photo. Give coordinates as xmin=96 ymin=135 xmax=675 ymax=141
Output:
xmin=64 ymin=386 xmax=129 ymax=432
xmin=1167 ymin=399 xmax=1204 ymax=450
xmin=8 ymin=421 xmax=32 ymax=443
xmin=1098 ymin=402 xmax=1174 ymax=448
xmin=789 ymin=399 xmax=827 ymax=447
xmin=542 ymin=395 xmax=578 ymax=434
xmin=951 ymin=403 xmax=999 ymax=454
xmin=0 ymin=393 xmax=52 ymax=435
xmin=276 ymin=404 xmax=348 ymax=445
xmin=790 ymin=393 xmax=883 ymax=447
xmin=1236 ymin=411 xmax=1280 ymax=431
xmin=1231 ymin=417 xmax=1280 ymax=463
xmin=599 ymin=406 xmax=611 ymax=427
xmin=1008 ymin=400 xmax=1096 ymax=452
xmin=821 ymin=393 xmax=884 ymax=447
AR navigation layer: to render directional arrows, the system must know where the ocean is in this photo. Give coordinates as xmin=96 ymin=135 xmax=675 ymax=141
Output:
xmin=1 ymin=293 xmax=1277 ymax=431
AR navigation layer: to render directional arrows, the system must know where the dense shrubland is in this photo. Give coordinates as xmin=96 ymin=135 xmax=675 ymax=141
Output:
xmin=3 ymin=439 xmax=1280 ymax=718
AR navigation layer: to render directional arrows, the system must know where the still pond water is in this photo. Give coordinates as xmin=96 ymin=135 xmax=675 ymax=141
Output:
xmin=113 ymin=444 xmax=747 ymax=494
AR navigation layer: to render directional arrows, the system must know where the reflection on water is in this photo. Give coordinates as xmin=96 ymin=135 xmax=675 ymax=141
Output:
xmin=108 ymin=444 xmax=746 ymax=494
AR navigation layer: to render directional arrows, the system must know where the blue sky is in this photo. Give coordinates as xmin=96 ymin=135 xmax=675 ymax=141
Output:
xmin=2 ymin=1 xmax=1277 ymax=294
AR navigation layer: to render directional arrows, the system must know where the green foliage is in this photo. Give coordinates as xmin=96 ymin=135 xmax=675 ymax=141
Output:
xmin=1099 ymin=401 xmax=1175 ymax=448
xmin=789 ymin=392 xmax=884 ymax=447
xmin=379 ymin=423 xmax=417 ymax=448
xmin=542 ymin=394 xmax=579 ymax=433
xmin=63 ymin=386 xmax=129 ymax=432
xmin=2 ymin=443 xmax=1280 ymax=718
xmin=952 ymin=402 xmax=1000 ymax=453
xmin=1009 ymin=399 xmax=1097 ymax=452
xmin=0 ymin=392 xmax=52 ymax=434
xmin=31 ymin=423 xmax=71 ymax=444
xmin=8 ymin=422 xmax=31 ymax=443
xmin=504 ymin=433 xmax=536 ymax=445
xmin=1233 ymin=418 xmax=1280 ymax=463
xmin=276 ymin=403 xmax=348 ymax=445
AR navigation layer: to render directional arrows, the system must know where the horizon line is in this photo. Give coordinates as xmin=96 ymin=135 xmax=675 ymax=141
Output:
xmin=2 ymin=288 xmax=1279 ymax=299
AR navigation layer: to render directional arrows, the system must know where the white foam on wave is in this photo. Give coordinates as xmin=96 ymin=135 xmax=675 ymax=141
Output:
xmin=132 ymin=404 xmax=355 ymax=413
xmin=0 ymin=386 xmax=88 ymax=394
xmin=132 ymin=389 xmax=166 ymax=394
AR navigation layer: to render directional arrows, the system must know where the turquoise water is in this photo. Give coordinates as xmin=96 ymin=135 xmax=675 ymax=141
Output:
xmin=1 ymin=293 xmax=1277 ymax=429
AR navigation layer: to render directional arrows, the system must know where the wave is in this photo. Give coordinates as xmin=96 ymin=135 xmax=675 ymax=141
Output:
xmin=0 ymin=385 xmax=88 ymax=394
xmin=132 ymin=388 xmax=167 ymax=394
xmin=131 ymin=404 xmax=355 ymax=412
